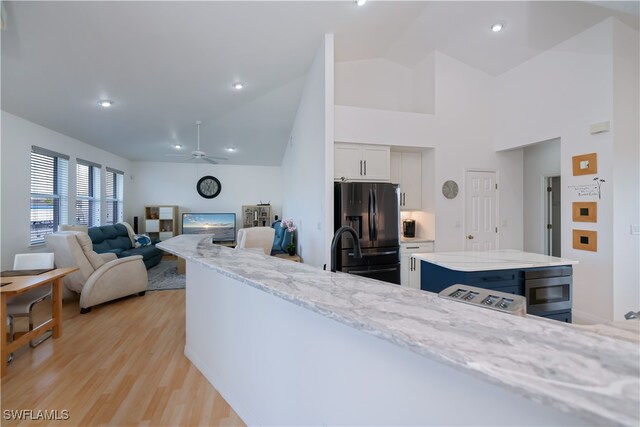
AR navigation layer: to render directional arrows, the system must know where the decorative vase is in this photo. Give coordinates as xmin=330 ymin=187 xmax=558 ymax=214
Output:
xmin=287 ymin=247 xmax=296 ymax=256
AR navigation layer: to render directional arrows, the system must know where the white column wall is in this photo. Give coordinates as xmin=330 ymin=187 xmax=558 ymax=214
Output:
xmin=612 ymin=20 xmax=640 ymax=318
xmin=281 ymin=35 xmax=334 ymax=269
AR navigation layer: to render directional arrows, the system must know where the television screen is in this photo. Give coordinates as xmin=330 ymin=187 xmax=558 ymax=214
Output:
xmin=182 ymin=213 xmax=236 ymax=242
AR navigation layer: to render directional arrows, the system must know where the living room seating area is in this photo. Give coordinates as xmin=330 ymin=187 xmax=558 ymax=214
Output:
xmin=45 ymin=231 xmax=148 ymax=313
xmin=88 ymin=223 xmax=163 ymax=269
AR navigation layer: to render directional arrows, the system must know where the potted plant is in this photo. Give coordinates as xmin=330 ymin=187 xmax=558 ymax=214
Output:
xmin=281 ymin=218 xmax=297 ymax=256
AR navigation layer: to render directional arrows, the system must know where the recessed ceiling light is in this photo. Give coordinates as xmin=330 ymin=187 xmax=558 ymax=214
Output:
xmin=232 ymin=82 xmax=244 ymax=90
xmin=97 ymin=99 xmax=114 ymax=107
xmin=491 ymin=22 xmax=504 ymax=32
xmin=174 ymin=144 xmax=183 ymax=149
xmin=355 ymin=0 xmax=367 ymax=5
xmin=225 ymin=147 xmax=237 ymax=152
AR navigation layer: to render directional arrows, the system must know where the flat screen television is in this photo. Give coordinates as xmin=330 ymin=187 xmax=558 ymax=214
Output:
xmin=182 ymin=213 xmax=236 ymax=242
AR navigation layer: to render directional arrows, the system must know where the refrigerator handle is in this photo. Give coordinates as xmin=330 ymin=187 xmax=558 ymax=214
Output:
xmin=372 ymin=188 xmax=378 ymax=241
xmin=368 ymin=189 xmax=374 ymax=242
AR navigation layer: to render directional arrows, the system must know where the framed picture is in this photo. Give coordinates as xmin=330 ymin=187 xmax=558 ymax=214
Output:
xmin=572 ymin=229 xmax=597 ymax=252
xmin=572 ymin=153 xmax=597 ymax=176
xmin=572 ymin=202 xmax=597 ymax=223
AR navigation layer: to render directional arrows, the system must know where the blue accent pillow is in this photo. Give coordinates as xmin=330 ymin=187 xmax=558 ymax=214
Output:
xmin=133 ymin=234 xmax=152 ymax=248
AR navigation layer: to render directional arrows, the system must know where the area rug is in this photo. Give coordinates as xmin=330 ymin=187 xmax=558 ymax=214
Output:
xmin=147 ymin=260 xmax=185 ymax=291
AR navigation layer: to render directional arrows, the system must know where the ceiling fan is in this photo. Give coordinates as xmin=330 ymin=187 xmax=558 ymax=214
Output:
xmin=166 ymin=121 xmax=228 ymax=165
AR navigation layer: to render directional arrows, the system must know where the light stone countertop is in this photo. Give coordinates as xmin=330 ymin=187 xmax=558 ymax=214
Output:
xmin=158 ymin=235 xmax=639 ymax=427
xmin=413 ymin=249 xmax=578 ymax=271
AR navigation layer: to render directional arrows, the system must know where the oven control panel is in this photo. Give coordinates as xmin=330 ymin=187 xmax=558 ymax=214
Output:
xmin=438 ymin=285 xmax=526 ymax=316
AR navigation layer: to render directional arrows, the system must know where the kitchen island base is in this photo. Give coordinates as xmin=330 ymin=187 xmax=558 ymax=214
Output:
xmin=419 ymin=251 xmax=575 ymax=322
xmin=185 ymin=260 xmax=586 ymax=426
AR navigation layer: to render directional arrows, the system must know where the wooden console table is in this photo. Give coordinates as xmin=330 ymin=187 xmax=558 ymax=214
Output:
xmin=274 ymin=254 xmax=302 ymax=263
xmin=1 ymin=267 xmax=77 ymax=376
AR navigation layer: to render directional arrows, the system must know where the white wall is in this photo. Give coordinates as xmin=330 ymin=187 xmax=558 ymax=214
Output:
xmin=494 ymin=18 xmax=639 ymax=322
xmin=0 ymin=111 xmax=132 ymax=269
xmin=281 ymin=35 xmax=334 ymax=268
xmin=335 ymin=52 xmax=524 ymax=252
xmin=335 ymin=54 xmax=435 ymax=114
xmin=128 ymin=161 xmax=283 ymax=233
xmin=523 ymin=139 xmax=561 ymax=254
xmin=612 ymin=20 xmax=640 ymax=319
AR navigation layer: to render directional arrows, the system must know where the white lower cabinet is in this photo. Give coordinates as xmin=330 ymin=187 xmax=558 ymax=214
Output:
xmin=400 ymin=241 xmax=434 ymax=289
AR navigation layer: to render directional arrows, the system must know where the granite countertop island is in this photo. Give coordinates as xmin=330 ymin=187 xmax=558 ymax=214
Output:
xmin=412 ymin=249 xmax=578 ymax=272
xmin=159 ymin=235 xmax=638 ymax=426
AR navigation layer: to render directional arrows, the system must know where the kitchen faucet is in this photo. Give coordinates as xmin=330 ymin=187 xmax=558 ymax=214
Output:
xmin=330 ymin=226 xmax=363 ymax=272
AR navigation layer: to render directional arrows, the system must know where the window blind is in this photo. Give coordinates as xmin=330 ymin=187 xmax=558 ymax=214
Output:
xmin=105 ymin=168 xmax=124 ymax=225
xmin=76 ymin=161 xmax=101 ymax=227
xmin=30 ymin=148 xmax=69 ymax=245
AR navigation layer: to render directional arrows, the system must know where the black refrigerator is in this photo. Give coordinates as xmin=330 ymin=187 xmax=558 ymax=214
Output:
xmin=334 ymin=182 xmax=401 ymax=285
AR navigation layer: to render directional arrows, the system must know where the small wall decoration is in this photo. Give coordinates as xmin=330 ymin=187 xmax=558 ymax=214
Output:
xmin=572 ymin=229 xmax=597 ymax=252
xmin=442 ymin=180 xmax=459 ymax=199
xmin=567 ymin=184 xmax=598 ymax=198
xmin=572 ymin=153 xmax=598 ymax=176
xmin=572 ymin=202 xmax=597 ymax=222
xmin=592 ymin=177 xmax=605 ymax=199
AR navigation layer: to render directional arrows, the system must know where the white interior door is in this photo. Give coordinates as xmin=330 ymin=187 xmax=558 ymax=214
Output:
xmin=465 ymin=170 xmax=497 ymax=251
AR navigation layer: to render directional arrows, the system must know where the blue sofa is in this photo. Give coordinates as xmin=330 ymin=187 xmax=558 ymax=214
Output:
xmin=88 ymin=224 xmax=163 ymax=269
xmin=271 ymin=220 xmax=293 ymax=255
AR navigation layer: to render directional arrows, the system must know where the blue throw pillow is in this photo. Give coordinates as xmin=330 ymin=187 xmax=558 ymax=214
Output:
xmin=133 ymin=234 xmax=152 ymax=248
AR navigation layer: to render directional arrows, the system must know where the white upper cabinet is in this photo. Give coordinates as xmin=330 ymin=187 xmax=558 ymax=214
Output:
xmin=334 ymin=144 xmax=363 ymax=180
xmin=390 ymin=151 xmax=422 ymax=210
xmin=334 ymin=143 xmax=390 ymax=182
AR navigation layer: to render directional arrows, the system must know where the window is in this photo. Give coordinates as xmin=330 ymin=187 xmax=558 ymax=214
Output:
xmin=105 ymin=167 xmax=124 ymax=225
xmin=30 ymin=146 xmax=69 ymax=245
xmin=76 ymin=159 xmax=101 ymax=227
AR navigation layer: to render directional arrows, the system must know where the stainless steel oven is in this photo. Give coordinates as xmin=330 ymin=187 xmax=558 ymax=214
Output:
xmin=524 ymin=267 xmax=572 ymax=316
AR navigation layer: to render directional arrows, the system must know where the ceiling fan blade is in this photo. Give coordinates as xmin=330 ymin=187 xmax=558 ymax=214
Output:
xmin=205 ymin=156 xmax=228 ymax=161
xmin=202 ymin=157 xmax=218 ymax=165
xmin=165 ymin=154 xmax=191 ymax=158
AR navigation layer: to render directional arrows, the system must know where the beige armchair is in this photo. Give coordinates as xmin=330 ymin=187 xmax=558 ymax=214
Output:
xmin=236 ymin=227 xmax=275 ymax=256
xmin=45 ymin=231 xmax=148 ymax=313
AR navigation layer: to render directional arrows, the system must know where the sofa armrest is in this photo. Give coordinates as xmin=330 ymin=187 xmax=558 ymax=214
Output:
xmin=98 ymin=252 xmax=118 ymax=263
xmin=79 ymin=255 xmax=147 ymax=309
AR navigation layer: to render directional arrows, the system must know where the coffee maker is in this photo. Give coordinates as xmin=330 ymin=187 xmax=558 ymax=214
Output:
xmin=402 ymin=219 xmax=416 ymax=238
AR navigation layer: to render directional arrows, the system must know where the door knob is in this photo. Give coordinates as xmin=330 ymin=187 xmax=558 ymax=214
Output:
xmin=467 ymin=235 xmax=474 ymax=240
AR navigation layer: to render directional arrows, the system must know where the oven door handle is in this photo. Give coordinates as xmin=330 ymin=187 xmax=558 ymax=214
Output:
xmin=348 ymin=267 xmax=398 ymax=274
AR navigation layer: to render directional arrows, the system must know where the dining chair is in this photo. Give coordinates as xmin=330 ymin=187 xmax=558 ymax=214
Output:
xmin=236 ymin=227 xmax=276 ymax=256
xmin=6 ymin=253 xmax=55 ymax=351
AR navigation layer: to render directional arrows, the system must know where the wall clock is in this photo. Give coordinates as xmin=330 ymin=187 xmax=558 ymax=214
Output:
xmin=197 ymin=176 xmax=222 ymax=199
xmin=442 ymin=180 xmax=459 ymax=199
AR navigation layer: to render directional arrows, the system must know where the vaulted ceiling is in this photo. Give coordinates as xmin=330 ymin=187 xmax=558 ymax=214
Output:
xmin=2 ymin=1 xmax=637 ymax=165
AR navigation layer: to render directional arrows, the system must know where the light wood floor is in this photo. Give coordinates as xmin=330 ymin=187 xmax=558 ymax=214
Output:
xmin=2 ymin=290 xmax=245 ymax=427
